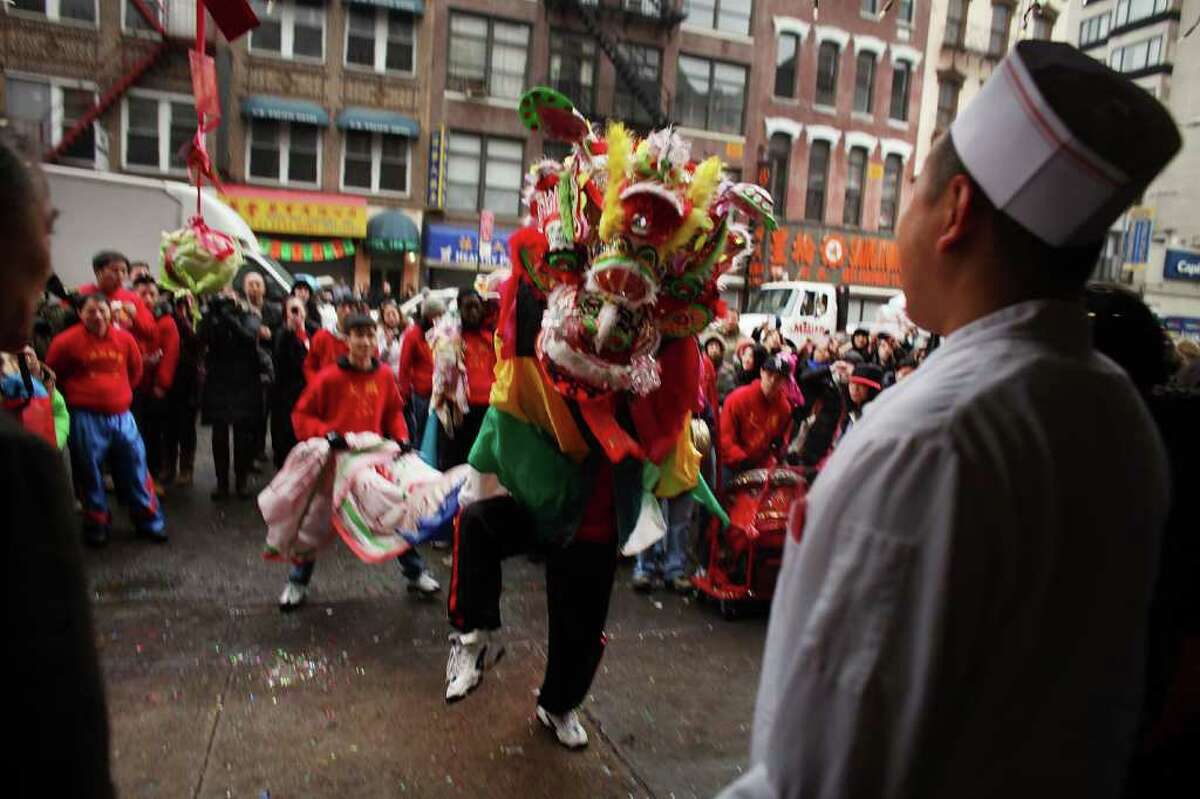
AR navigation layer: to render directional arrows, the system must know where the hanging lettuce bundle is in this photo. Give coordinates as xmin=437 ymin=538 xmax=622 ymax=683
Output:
xmin=158 ymin=216 xmax=244 ymax=296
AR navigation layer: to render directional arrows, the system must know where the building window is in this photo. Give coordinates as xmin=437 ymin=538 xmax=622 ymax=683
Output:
xmin=9 ymin=0 xmax=95 ymax=24
xmin=853 ymin=52 xmax=876 ymax=114
xmin=898 ymin=0 xmax=915 ymax=25
xmin=123 ymin=0 xmax=161 ymax=31
xmin=613 ymin=43 xmax=662 ymax=126
xmin=549 ymin=29 xmax=598 ymax=114
xmin=676 ymin=55 xmax=748 ymax=134
xmin=683 ymin=0 xmax=753 ymax=36
xmin=815 ymin=42 xmax=840 ymax=107
xmin=804 ymin=141 xmax=830 ymax=222
xmin=989 ymin=3 xmax=1012 ymax=57
xmin=878 ymin=154 xmax=903 ymax=231
xmin=448 ymin=13 xmax=530 ymax=100
xmin=249 ymin=0 xmax=325 ymax=62
xmin=247 ymin=120 xmax=320 ymax=186
xmin=345 ymin=7 xmax=415 ymax=74
xmin=945 ymin=0 xmax=968 ymax=48
xmin=4 ymin=76 xmax=96 ymax=163
xmin=935 ymin=78 xmax=962 ymax=133
xmin=768 ymin=133 xmax=790 ymax=220
xmin=342 ymin=131 xmax=409 ymax=195
xmin=445 ymin=133 xmax=524 ymax=217
xmin=1115 ymin=0 xmax=1167 ymax=27
xmin=861 ymin=0 xmax=877 ymax=14
xmin=843 ymin=146 xmax=868 ymax=227
xmin=775 ymin=33 xmax=800 ymax=99
xmin=889 ymin=60 xmax=912 ymax=121
xmin=1109 ymin=36 xmax=1164 ymax=72
xmin=124 ymin=93 xmax=193 ymax=173
xmin=1079 ymin=14 xmax=1111 ymax=46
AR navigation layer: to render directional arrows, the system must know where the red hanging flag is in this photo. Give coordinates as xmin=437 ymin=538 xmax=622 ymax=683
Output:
xmin=189 ymin=51 xmax=220 ymax=132
xmin=202 ymin=0 xmax=259 ymax=43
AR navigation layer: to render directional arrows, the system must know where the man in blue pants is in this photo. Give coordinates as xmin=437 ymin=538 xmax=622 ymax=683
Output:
xmin=46 ymin=294 xmax=166 ymax=546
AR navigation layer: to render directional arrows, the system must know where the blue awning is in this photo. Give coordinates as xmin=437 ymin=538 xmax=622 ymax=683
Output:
xmin=337 ymin=107 xmax=420 ymax=138
xmin=366 ymin=210 xmax=421 ymax=253
xmin=241 ymin=96 xmax=330 ymax=126
xmin=344 ymin=0 xmax=424 ymax=13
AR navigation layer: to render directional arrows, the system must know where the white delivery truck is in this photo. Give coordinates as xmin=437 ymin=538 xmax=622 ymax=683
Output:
xmin=43 ymin=165 xmax=292 ymax=301
xmin=739 ymin=280 xmax=906 ymax=341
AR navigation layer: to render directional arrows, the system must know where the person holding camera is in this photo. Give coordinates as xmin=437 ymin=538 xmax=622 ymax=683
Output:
xmin=270 ymin=295 xmax=312 ymax=468
xmin=199 ymin=288 xmax=265 ymax=500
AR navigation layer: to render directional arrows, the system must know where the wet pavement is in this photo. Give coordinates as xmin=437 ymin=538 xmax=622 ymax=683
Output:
xmin=87 ymin=430 xmax=768 ymax=798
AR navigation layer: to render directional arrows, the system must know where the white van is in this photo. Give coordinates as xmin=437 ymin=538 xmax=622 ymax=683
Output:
xmin=43 ymin=164 xmax=291 ymax=300
xmin=739 ymin=281 xmax=904 ymax=341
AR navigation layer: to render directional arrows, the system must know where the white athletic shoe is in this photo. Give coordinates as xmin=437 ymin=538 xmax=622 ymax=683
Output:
xmin=445 ymin=630 xmax=502 ymax=702
xmin=407 ymin=570 xmax=441 ymax=596
xmin=278 ymin=581 xmax=307 ymax=612
xmin=536 ymin=705 xmax=589 ymax=749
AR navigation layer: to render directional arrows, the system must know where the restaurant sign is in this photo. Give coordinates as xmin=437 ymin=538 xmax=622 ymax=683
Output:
xmin=220 ymin=186 xmax=367 ymax=238
xmin=762 ymin=223 xmax=903 ymax=288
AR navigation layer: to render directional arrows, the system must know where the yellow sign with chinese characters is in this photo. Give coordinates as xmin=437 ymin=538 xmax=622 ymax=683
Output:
xmin=220 ymin=192 xmax=368 ymax=238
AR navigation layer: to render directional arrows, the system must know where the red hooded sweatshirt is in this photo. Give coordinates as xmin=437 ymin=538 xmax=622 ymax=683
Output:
xmin=46 ymin=323 xmax=143 ymax=415
xmin=463 ymin=328 xmax=497 ymax=406
xmin=292 ymin=357 xmax=409 ymax=443
xmin=719 ymin=379 xmax=792 ymax=471
xmin=397 ymin=323 xmax=434 ymax=399
xmin=78 ymin=283 xmax=157 ymax=355
xmin=303 ymin=328 xmax=350 ymax=385
xmin=140 ymin=313 xmax=180 ymax=395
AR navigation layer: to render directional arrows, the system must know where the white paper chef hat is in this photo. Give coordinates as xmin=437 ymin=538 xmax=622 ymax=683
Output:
xmin=951 ymin=41 xmax=1180 ymax=248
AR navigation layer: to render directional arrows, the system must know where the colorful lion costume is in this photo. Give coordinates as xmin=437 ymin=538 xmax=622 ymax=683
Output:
xmin=467 ymin=88 xmax=774 ymax=554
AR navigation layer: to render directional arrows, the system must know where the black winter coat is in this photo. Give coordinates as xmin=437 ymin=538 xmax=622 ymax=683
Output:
xmin=200 ymin=299 xmax=265 ymax=424
xmin=272 ymin=326 xmax=309 ymax=415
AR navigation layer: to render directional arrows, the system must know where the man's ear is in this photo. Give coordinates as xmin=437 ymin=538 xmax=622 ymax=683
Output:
xmin=934 ymin=174 xmax=978 ymax=254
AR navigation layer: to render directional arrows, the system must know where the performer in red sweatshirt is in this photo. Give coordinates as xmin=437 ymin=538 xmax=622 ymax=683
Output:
xmin=46 ymin=293 xmax=166 ymax=545
xmin=719 ymin=354 xmax=793 ymax=478
xmin=132 ymin=276 xmax=180 ymax=487
xmin=398 ymin=296 xmax=444 ymax=444
xmin=436 ymin=288 xmax=497 ymax=470
xmin=78 ymin=250 xmax=158 ymax=357
xmin=303 ymin=295 xmax=360 ymax=384
xmin=279 ymin=313 xmax=439 ymax=610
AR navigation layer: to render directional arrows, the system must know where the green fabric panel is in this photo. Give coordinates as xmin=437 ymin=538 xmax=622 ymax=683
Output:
xmin=469 ymin=407 xmax=587 ymax=544
xmin=689 ymin=472 xmax=729 ymax=528
xmin=51 ymin=388 xmax=69 ymax=451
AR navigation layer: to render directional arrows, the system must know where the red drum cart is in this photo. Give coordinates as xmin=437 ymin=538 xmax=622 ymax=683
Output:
xmin=692 ymin=464 xmax=807 ymax=619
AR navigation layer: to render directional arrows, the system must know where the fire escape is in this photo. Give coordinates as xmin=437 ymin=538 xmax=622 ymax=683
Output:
xmin=46 ymin=0 xmax=185 ymax=163
xmin=543 ymin=0 xmax=685 ymax=130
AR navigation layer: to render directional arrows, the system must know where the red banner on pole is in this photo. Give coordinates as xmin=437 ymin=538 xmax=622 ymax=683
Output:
xmin=202 ymin=0 xmax=259 ymax=43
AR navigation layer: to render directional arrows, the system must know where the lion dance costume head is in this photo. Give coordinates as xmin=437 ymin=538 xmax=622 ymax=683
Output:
xmin=507 ymin=87 xmax=777 ymax=401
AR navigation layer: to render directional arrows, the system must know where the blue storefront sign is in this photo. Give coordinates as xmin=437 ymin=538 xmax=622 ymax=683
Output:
xmin=1163 ymin=316 xmax=1200 ymax=337
xmin=1163 ymin=248 xmax=1200 ymax=282
xmin=423 ymin=222 xmax=513 ymax=268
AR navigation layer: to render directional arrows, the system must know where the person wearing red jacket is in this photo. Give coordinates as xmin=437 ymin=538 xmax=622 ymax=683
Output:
xmin=435 ymin=288 xmax=496 ymax=470
xmin=78 ymin=250 xmax=157 ymax=357
xmin=398 ymin=296 xmax=444 ymax=444
xmin=46 ymin=293 xmax=166 ymax=546
xmin=132 ymin=276 xmax=180 ymax=488
xmin=719 ymin=354 xmax=793 ymax=480
xmin=279 ymin=313 xmax=439 ymax=611
xmin=303 ymin=295 xmax=360 ymax=384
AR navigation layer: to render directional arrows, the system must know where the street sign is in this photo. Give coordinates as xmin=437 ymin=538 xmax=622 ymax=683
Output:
xmin=1163 ymin=248 xmax=1200 ymax=282
xmin=426 ymin=126 xmax=446 ymax=209
xmin=1122 ymin=206 xmax=1154 ymax=268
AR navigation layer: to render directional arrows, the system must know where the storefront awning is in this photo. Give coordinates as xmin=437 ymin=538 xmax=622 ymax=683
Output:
xmin=366 ymin=210 xmax=421 ymax=253
xmin=241 ymin=96 xmax=330 ymax=126
xmin=344 ymin=0 xmax=425 ymax=14
xmin=336 ymin=107 xmax=420 ymax=138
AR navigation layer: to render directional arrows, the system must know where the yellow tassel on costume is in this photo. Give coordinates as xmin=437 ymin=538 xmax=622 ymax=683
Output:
xmin=661 ymin=156 xmax=723 ymax=256
xmin=599 ymin=122 xmax=632 ymax=241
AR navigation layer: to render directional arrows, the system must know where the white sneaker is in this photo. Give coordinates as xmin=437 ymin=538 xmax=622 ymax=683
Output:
xmin=536 ymin=705 xmax=589 ymax=749
xmin=445 ymin=630 xmax=502 ymax=702
xmin=407 ymin=570 xmax=441 ymax=596
xmin=278 ymin=581 xmax=307 ymax=612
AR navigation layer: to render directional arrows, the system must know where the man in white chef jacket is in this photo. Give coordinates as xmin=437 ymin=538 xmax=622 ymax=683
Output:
xmin=719 ymin=41 xmax=1181 ymax=799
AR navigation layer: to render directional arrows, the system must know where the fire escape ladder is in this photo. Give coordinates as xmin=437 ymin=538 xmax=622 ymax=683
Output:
xmin=46 ymin=0 xmax=169 ymax=163
xmin=571 ymin=2 xmax=671 ymax=128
